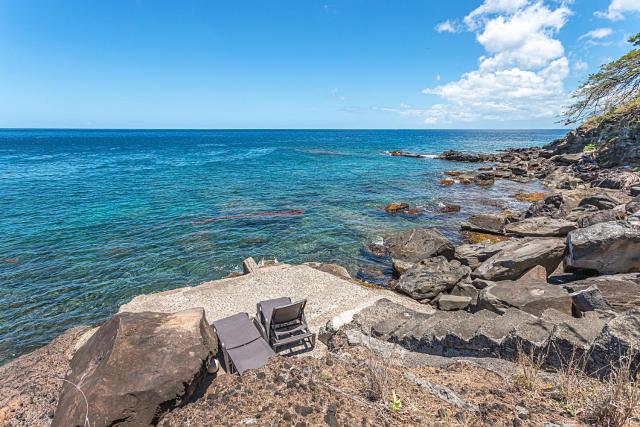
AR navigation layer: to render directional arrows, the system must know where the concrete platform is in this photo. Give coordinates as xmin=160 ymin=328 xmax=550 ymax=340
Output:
xmin=119 ymin=264 xmax=434 ymax=354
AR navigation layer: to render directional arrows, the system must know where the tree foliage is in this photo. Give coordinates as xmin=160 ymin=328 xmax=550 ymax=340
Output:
xmin=564 ymin=32 xmax=640 ymax=124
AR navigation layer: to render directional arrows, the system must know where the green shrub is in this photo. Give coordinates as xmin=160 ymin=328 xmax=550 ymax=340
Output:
xmin=583 ymin=143 xmax=597 ymax=153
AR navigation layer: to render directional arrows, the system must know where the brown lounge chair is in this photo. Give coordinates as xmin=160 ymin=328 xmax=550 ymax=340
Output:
xmin=257 ymin=297 xmax=316 ymax=352
xmin=211 ymin=312 xmax=275 ymax=374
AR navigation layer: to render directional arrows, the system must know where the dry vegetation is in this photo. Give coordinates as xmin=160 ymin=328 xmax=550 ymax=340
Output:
xmin=512 ymin=343 xmax=640 ymax=427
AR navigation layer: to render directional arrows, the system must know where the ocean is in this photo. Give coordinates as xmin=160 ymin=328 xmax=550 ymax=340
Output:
xmin=0 ymin=129 xmax=566 ymax=363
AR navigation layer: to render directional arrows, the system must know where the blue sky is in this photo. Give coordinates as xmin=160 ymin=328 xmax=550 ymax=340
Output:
xmin=0 ymin=0 xmax=638 ymax=129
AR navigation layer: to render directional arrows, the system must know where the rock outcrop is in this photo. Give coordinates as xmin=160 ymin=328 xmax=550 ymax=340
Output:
xmin=475 ymin=267 xmax=573 ymax=317
xmin=395 ymin=257 xmax=470 ymax=302
xmin=385 ymin=228 xmax=455 ymax=264
xmin=347 ymin=299 xmax=610 ymax=370
xmin=566 ymin=220 xmax=640 ymax=274
xmin=473 ymin=238 xmax=565 ymax=281
xmin=52 ymin=308 xmax=217 ymax=427
xmin=504 ymin=217 xmax=577 ymax=237
xmin=564 ymin=273 xmax=640 ymax=312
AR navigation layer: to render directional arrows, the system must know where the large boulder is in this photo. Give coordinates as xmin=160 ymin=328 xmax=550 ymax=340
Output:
xmin=570 ymin=286 xmax=614 ymax=314
xmin=576 ymin=207 xmax=626 ymax=228
xmin=52 ymin=308 xmax=217 ymax=427
xmin=395 ymin=257 xmax=470 ymax=302
xmin=578 ymin=193 xmax=622 ymax=210
xmin=566 ymin=220 xmax=640 ymax=274
xmin=454 ymin=240 xmax=515 ymax=270
xmin=473 ymin=238 xmax=566 ymax=281
xmin=475 ymin=266 xmax=573 ymax=317
xmin=525 ymin=194 xmax=565 ymax=219
xmin=460 ymin=212 xmax=517 ymax=235
xmin=504 ymin=217 xmax=577 ymax=237
xmin=564 ymin=273 xmax=640 ymax=312
xmin=385 ymin=228 xmax=455 ymax=265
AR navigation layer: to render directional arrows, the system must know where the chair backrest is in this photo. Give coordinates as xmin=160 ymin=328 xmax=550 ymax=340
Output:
xmin=271 ymin=299 xmax=306 ymax=325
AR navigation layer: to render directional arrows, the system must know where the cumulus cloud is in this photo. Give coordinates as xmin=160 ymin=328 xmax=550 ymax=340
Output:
xmin=418 ymin=0 xmax=572 ymax=125
xmin=435 ymin=20 xmax=458 ymax=33
xmin=595 ymin=0 xmax=640 ymax=21
xmin=579 ymin=28 xmax=614 ymax=40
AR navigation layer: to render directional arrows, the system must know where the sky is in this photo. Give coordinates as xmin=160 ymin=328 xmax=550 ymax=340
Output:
xmin=0 ymin=0 xmax=638 ymax=129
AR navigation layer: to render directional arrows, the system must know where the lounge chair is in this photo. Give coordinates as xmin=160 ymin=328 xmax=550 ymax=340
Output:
xmin=211 ymin=312 xmax=275 ymax=374
xmin=257 ymin=297 xmax=316 ymax=352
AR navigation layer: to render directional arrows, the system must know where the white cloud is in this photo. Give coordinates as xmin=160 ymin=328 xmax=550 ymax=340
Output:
xmin=417 ymin=0 xmax=573 ymax=125
xmin=464 ymin=0 xmax=530 ymax=30
xmin=595 ymin=0 xmax=640 ymax=20
xmin=435 ymin=20 xmax=458 ymax=33
xmin=579 ymin=27 xmax=614 ymax=40
xmin=573 ymin=59 xmax=588 ymax=73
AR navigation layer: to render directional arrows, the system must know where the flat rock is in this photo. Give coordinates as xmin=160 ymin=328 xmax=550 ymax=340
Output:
xmin=504 ymin=217 xmax=577 ymax=237
xmin=473 ymin=238 xmax=565 ymax=281
xmin=438 ymin=295 xmax=472 ymax=311
xmin=576 ymin=207 xmax=626 ymax=228
xmin=476 ymin=269 xmax=572 ymax=317
xmin=578 ymin=193 xmax=622 ymax=210
xmin=570 ymin=285 xmax=614 ymax=314
xmin=461 ymin=212 xmax=516 ymax=235
xmin=304 ymin=262 xmax=352 ymax=281
xmin=52 ymin=308 xmax=217 ymax=427
xmin=566 ymin=220 xmax=640 ymax=274
xmin=564 ymin=273 xmax=640 ymax=312
xmin=386 ymin=228 xmax=455 ymax=264
xmin=396 ymin=257 xmax=470 ymax=302
xmin=454 ymin=240 xmax=515 ymax=270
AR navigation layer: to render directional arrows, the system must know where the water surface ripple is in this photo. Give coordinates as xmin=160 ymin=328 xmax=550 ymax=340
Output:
xmin=0 ymin=129 xmax=565 ymax=363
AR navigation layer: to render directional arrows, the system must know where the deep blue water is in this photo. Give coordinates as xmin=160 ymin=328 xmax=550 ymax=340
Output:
xmin=0 ymin=129 xmax=565 ymax=363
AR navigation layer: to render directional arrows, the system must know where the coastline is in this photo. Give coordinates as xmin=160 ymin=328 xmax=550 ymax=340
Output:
xmin=2 ymin=121 xmax=640 ymax=425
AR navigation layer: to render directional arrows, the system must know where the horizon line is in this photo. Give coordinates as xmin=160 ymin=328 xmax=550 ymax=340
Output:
xmin=0 ymin=127 xmax=568 ymax=131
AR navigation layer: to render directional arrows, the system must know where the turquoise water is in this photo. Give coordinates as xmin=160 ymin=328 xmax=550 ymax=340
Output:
xmin=0 ymin=129 xmax=565 ymax=363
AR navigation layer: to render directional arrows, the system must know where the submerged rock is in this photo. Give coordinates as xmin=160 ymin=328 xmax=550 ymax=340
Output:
xmin=52 ymin=308 xmax=217 ymax=427
xmin=384 ymin=202 xmax=410 ymax=213
xmin=566 ymin=220 xmax=640 ymax=274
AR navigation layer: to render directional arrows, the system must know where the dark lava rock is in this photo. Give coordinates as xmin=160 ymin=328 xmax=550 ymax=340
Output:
xmin=524 ymin=194 xmax=565 ymax=219
xmin=473 ymin=238 xmax=566 ymax=281
xmin=566 ymin=220 xmax=640 ymax=274
xmin=385 ymin=228 xmax=455 ymax=264
xmin=52 ymin=308 xmax=217 ymax=427
xmin=437 ymin=150 xmax=496 ymax=163
xmin=578 ymin=194 xmax=622 ymax=210
xmin=396 ymin=257 xmax=470 ymax=302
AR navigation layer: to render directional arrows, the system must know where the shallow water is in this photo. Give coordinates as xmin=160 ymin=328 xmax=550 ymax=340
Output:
xmin=0 ymin=129 xmax=565 ymax=363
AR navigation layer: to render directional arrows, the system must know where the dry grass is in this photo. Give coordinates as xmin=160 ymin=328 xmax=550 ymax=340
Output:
xmin=585 ymin=352 xmax=640 ymax=427
xmin=512 ymin=340 xmax=546 ymax=392
xmin=513 ymin=341 xmax=640 ymax=426
xmin=363 ymin=342 xmax=390 ymax=402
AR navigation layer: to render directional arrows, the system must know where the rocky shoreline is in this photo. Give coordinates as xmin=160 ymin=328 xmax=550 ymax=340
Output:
xmin=2 ymin=116 xmax=640 ymax=426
